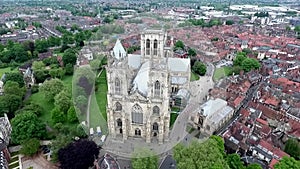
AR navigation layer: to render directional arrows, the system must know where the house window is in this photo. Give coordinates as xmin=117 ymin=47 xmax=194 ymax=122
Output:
xmin=115 ymin=78 xmax=121 ymax=94
xmin=153 ymin=106 xmax=160 ymax=115
xmin=115 ymin=102 xmax=122 ymax=111
xmin=132 ymin=104 xmax=143 ymax=124
xmin=146 ymin=39 xmax=150 ymax=55
xmin=153 ymin=122 xmax=159 ymax=131
xmin=154 ymin=81 xmax=160 ymax=96
xmin=117 ymin=118 xmax=122 ymax=127
xmin=154 ymin=39 xmax=158 ymax=55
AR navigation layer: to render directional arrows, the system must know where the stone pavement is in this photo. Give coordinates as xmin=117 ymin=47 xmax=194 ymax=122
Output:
xmin=102 ymin=76 xmax=215 ymax=159
xmin=21 ymin=153 xmax=58 ymax=169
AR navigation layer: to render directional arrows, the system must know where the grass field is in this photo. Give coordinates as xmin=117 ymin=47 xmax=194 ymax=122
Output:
xmin=29 ymin=75 xmax=74 ymax=127
xmin=0 ymin=67 xmax=17 ymax=78
xmin=95 ymin=69 xmax=108 ymax=121
xmin=213 ymin=66 xmax=232 ymax=81
xmin=190 ymin=71 xmax=200 ymax=81
xmin=170 ymin=113 xmax=179 ymax=128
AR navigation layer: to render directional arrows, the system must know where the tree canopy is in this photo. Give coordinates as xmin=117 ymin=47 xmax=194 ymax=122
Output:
xmin=192 ymin=61 xmax=207 ymax=76
xmin=58 ymin=139 xmax=99 ymax=169
xmin=11 ymin=112 xmax=46 ymax=144
xmin=131 ymin=148 xmax=158 ymax=169
xmin=4 ymin=72 xmax=25 ymax=87
xmin=20 ymin=138 xmax=40 ymax=156
xmin=62 ymin=48 xmax=77 ymax=66
xmin=175 ymin=40 xmax=185 ymax=50
xmin=54 ymin=90 xmax=72 ymax=113
xmin=274 ymin=156 xmax=300 ymax=169
xmin=284 ymin=138 xmax=300 ymax=160
xmin=173 ymin=136 xmax=229 ymax=169
xmin=39 ymin=78 xmax=65 ymax=102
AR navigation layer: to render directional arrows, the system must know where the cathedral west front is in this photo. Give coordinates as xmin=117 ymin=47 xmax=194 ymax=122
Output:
xmin=106 ymin=30 xmax=190 ymax=144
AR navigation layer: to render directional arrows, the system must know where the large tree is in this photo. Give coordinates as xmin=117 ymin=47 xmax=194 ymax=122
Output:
xmin=11 ymin=112 xmax=46 ymax=144
xmin=173 ymin=136 xmax=229 ymax=169
xmin=32 ymin=61 xmax=46 ymax=72
xmin=192 ymin=61 xmax=207 ymax=76
xmin=284 ymin=138 xmax=300 ymax=160
xmin=233 ymin=52 xmax=247 ymax=66
xmin=58 ymin=139 xmax=99 ymax=169
xmin=4 ymin=72 xmax=25 ymax=87
xmin=20 ymin=138 xmax=40 ymax=156
xmin=54 ymin=90 xmax=72 ymax=113
xmin=246 ymin=163 xmax=262 ymax=169
xmin=4 ymin=80 xmax=26 ymax=97
xmin=175 ymin=40 xmax=184 ymax=50
xmin=274 ymin=156 xmax=300 ymax=169
xmin=241 ymin=58 xmax=261 ymax=72
xmin=0 ymin=94 xmax=22 ymax=117
xmin=51 ymin=107 xmax=66 ymax=123
xmin=39 ymin=78 xmax=65 ymax=102
xmin=131 ymin=148 xmax=158 ymax=169
xmin=62 ymin=48 xmax=77 ymax=66
xmin=226 ymin=154 xmax=245 ymax=169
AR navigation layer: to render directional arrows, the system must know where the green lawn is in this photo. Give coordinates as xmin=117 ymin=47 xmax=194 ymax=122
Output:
xmin=0 ymin=67 xmax=17 ymax=78
xmin=190 ymin=71 xmax=200 ymax=81
xmin=213 ymin=67 xmax=232 ymax=81
xmin=29 ymin=75 xmax=74 ymax=127
xmin=95 ymin=69 xmax=108 ymax=121
xmin=170 ymin=113 xmax=179 ymax=128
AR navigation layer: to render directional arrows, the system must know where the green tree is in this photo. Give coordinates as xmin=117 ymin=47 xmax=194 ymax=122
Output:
xmin=35 ymin=39 xmax=49 ymax=53
xmin=247 ymin=163 xmax=262 ymax=169
xmin=192 ymin=61 xmax=207 ymax=76
xmin=233 ymin=52 xmax=247 ymax=66
xmin=11 ymin=112 xmax=46 ymax=144
xmin=62 ymin=48 xmax=77 ymax=66
xmin=173 ymin=137 xmax=229 ymax=169
xmin=65 ymin=63 xmax=74 ymax=75
xmin=34 ymin=70 xmax=47 ymax=83
xmin=50 ymin=134 xmax=73 ymax=162
xmin=67 ymin=106 xmax=78 ymax=123
xmin=132 ymin=148 xmax=158 ymax=169
xmin=175 ymin=40 xmax=185 ymax=50
xmin=4 ymin=81 xmax=26 ymax=97
xmin=51 ymin=107 xmax=65 ymax=123
xmin=225 ymin=20 xmax=234 ymax=25
xmin=284 ymin=138 xmax=300 ymax=160
xmin=188 ymin=48 xmax=197 ymax=57
xmin=39 ymin=78 xmax=65 ymax=102
xmin=54 ymin=90 xmax=71 ymax=113
xmin=226 ymin=154 xmax=245 ymax=169
xmin=241 ymin=58 xmax=261 ymax=72
xmin=20 ymin=138 xmax=40 ymax=156
xmin=32 ymin=61 xmax=45 ymax=72
xmin=274 ymin=156 xmax=300 ymax=169
xmin=0 ymin=94 xmax=22 ymax=117
xmin=5 ymin=72 xmax=25 ymax=87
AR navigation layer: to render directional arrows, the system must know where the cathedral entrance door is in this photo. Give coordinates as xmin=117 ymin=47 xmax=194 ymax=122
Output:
xmin=135 ymin=128 xmax=141 ymax=136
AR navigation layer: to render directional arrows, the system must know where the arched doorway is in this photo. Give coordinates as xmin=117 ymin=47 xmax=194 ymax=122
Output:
xmin=116 ymin=118 xmax=122 ymax=134
xmin=152 ymin=122 xmax=158 ymax=137
xmin=135 ymin=128 xmax=141 ymax=136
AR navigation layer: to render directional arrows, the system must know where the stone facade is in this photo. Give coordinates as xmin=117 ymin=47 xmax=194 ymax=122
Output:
xmin=106 ymin=30 xmax=190 ymax=144
xmin=189 ymin=98 xmax=234 ymax=135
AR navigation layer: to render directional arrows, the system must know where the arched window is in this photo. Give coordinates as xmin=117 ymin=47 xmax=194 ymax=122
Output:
xmin=115 ymin=78 xmax=121 ymax=94
xmin=131 ymin=104 xmax=143 ymax=124
xmin=153 ymin=122 xmax=159 ymax=131
xmin=117 ymin=118 xmax=122 ymax=127
xmin=146 ymin=39 xmax=150 ymax=55
xmin=154 ymin=39 xmax=158 ymax=55
xmin=154 ymin=81 xmax=160 ymax=96
xmin=115 ymin=102 xmax=122 ymax=111
xmin=153 ymin=106 xmax=160 ymax=115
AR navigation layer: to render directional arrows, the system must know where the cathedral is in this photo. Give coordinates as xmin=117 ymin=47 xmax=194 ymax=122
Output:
xmin=106 ymin=30 xmax=190 ymax=144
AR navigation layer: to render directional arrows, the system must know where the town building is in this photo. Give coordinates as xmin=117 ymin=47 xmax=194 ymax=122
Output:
xmin=189 ymin=98 xmax=234 ymax=135
xmin=0 ymin=114 xmax=12 ymax=169
xmin=106 ymin=30 xmax=190 ymax=144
